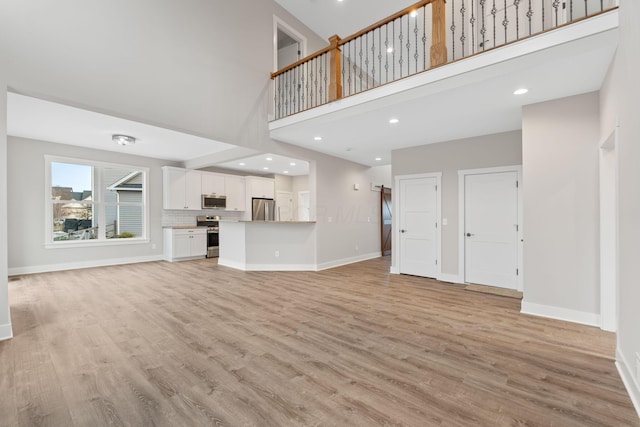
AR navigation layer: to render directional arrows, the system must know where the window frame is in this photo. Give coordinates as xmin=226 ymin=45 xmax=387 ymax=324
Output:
xmin=44 ymin=155 xmax=150 ymax=248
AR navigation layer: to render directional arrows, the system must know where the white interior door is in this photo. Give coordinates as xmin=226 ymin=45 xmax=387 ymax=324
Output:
xmin=276 ymin=191 xmax=293 ymax=221
xmin=464 ymin=171 xmax=519 ymax=289
xmin=398 ymin=177 xmax=438 ymax=278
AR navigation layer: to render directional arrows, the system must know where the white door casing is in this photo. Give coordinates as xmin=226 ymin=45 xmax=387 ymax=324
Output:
xmin=396 ymin=173 xmax=441 ymax=278
xmin=459 ymin=166 xmax=523 ymax=291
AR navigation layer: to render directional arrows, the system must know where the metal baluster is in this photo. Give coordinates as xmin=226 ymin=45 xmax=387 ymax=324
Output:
xmin=514 ymin=0 xmax=520 ymax=39
xmin=461 ymin=0 xmax=466 ymax=58
xmin=503 ymin=0 xmax=508 ymax=45
xmin=542 ymin=0 xmax=546 ymax=31
xmin=570 ymin=0 xmax=573 ymax=22
xmin=423 ymin=6 xmax=427 ymax=69
xmin=526 ymin=0 xmax=532 ymax=35
xmin=365 ymin=31 xmax=369 ymax=90
xmin=405 ymin=15 xmax=411 ymax=76
xmin=392 ymin=20 xmax=396 ymax=81
xmin=553 ymin=0 xmax=560 ymax=26
xmin=371 ymin=30 xmax=377 ymax=88
xmin=399 ymin=17 xmax=404 ymax=77
xmin=470 ymin=2 xmax=476 ymax=54
xmin=300 ymin=64 xmax=305 ymax=111
xmin=378 ymin=28 xmax=382 ymax=85
xmin=359 ymin=37 xmax=363 ymax=93
xmin=584 ymin=0 xmax=588 ymax=17
xmin=491 ymin=0 xmax=497 ymax=48
xmin=450 ymin=0 xmax=456 ymax=59
xmin=414 ymin=9 xmax=419 ymax=72
xmin=481 ymin=0 xmax=487 ymax=50
xmin=385 ymin=24 xmax=390 ymax=83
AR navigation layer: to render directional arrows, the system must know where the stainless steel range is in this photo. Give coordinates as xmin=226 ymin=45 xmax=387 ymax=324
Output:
xmin=196 ymin=215 xmax=220 ymax=258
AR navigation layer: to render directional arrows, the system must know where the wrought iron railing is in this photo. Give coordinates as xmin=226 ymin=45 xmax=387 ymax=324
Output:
xmin=271 ymin=0 xmax=616 ymax=120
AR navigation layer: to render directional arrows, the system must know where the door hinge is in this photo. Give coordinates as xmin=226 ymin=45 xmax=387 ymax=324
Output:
xmin=516 ymin=224 xmax=519 ymax=231
xmin=435 ymin=185 xmax=438 ymax=191
xmin=516 ymin=180 xmax=519 ymax=188
xmin=516 ymin=268 xmax=519 ymax=276
xmin=435 ymin=259 xmax=438 ymax=265
xmin=435 ymin=222 xmax=438 ymax=229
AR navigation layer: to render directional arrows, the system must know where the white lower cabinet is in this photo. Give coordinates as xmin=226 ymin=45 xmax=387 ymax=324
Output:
xmin=164 ymin=228 xmax=207 ymax=261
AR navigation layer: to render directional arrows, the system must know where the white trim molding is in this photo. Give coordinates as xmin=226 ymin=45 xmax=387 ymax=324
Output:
xmin=0 ymin=322 xmax=13 ymax=341
xmin=219 ymin=252 xmax=380 ymax=272
xmin=316 ymin=252 xmax=381 ymax=271
xmin=458 ymin=165 xmax=523 ymax=291
xmin=437 ymin=273 xmax=464 ymax=284
xmin=616 ymin=348 xmax=640 ymax=418
xmin=521 ymin=300 xmax=600 ymax=327
xmin=8 ymin=255 xmax=164 ymax=276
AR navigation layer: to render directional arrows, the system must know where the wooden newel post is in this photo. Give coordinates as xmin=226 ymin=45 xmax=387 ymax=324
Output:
xmin=328 ymin=35 xmax=342 ymax=102
xmin=430 ymin=0 xmax=447 ymax=68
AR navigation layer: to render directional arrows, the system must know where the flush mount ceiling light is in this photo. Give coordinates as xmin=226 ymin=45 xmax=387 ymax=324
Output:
xmin=375 ymin=157 xmax=382 ymax=161
xmin=513 ymin=88 xmax=529 ymax=95
xmin=314 ymin=136 xmax=322 ymax=141
xmin=112 ymin=134 xmax=136 ymax=146
xmin=290 ymin=162 xmax=296 ymax=166
xmin=283 ymin=170 xmax=289 ymax=174
xmin=263 ymin=167 xmax=269 ymax=170
xmin=239 ymin=162 xmax=246 ymax=166
xmin=389 ymin=118 xmax=399 ymax=124
xmin=266 ymin=157 xmax=273 ymax=161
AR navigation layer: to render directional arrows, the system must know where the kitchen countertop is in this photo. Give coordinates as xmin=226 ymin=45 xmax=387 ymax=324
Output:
xmin=162 ymin=225 xmax=207 ymax=229
xmin=218 ymin=220 xmax=316 ymax=224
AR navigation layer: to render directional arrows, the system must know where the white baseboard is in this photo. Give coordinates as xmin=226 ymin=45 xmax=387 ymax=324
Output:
xmin=390 ymin=265 xmax=399 ymax=274
xmin=8 ymin=255 xmax=165 ymax=276
xmin=616 ymin=348 xmax=640 ymax=419
xmin=0 ymin=322 xmax=13 ymax=341
xmin=437 ymin=273 xmax=463 ymax=284
xmin=217 ymin=259 xmax=246 ymax=270
xmin=316 ymin=252 xmax=381 ymax=271
xmin=521 ymin=300 xmax=600 ymax=327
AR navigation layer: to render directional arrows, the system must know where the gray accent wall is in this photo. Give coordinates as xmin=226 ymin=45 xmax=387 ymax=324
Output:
xmin=522 ymin=92 xmax=601 ymax=317
xmin=7 ymin=136 xmax=172 ymax=273
xmin=392 ymin=131 xmax=523 ymax=276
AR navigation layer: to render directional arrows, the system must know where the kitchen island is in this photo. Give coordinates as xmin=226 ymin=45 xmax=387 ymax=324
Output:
xmin=218 ymin=220 xmax=316 ymax=271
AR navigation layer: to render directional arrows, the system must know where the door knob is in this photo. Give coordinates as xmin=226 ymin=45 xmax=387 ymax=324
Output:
xmin=466 ymin=233 xmax=474 ymax=237
xmin=400 ymin=229 xmax=406 ymax=233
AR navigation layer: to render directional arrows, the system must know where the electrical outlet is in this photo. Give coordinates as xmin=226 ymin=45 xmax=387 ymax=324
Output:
xmin=275 ymin=250 xmax=280 ymax=258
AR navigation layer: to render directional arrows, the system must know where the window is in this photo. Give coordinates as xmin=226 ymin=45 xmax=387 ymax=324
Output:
xmin=46 ymin=156 xmax=149 ymax=246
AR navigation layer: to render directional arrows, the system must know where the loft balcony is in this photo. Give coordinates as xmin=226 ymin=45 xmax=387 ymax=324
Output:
xmin=269 ymin=0 xmax=619 ymax=166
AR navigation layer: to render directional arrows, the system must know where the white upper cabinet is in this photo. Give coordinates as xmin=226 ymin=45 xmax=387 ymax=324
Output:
xmin=163 ymin=166 xmax=202 ymax=210
xmin=246 ymin=176 xmax=275 ymax=199
xmin=201 ymin=172 xmax=225 ymax=196
xmin=224 ymin=175 xmax=246 ymax=211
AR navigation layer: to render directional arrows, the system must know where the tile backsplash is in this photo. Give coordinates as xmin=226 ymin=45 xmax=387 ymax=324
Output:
xmin=162 ymin=210 xmax=242 ymax=227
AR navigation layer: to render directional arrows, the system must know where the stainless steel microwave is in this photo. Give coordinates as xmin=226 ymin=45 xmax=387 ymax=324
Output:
xmin=202 ymin=194 xmax=226 ymax=209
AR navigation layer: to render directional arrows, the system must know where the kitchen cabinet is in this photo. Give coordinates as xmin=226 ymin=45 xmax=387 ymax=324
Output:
xmin=225 ymin=175 xmax=246 ymax=211
xmin=163 ymin=228 xmax=207 ymax=261
xmin=201 ymin=172 xmax=225 ymax=196
xmin=163 ymin=166 xmax=202 ymax=210
xmin=246 ymin=176 xmax=275 ymax=199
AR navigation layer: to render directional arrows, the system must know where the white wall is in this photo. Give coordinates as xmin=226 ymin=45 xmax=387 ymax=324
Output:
xmin=0 ymin=82 xmax=11 ymax=340
xmin=521 ymin=92 xmax=601 ymax=325
xmin=392 ymin=131 xmax=522 ymax=276
xmin=0 ymin=0 xmax=326 ymax=155
xmin=7 ymin=137 xmax=171 ymax=274
xmin=614 ymin=0 xmax=640 ymax=413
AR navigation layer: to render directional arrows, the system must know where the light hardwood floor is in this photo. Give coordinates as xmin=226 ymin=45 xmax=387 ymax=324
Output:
xmin=1 ymin=257 xmax=638 ymax=426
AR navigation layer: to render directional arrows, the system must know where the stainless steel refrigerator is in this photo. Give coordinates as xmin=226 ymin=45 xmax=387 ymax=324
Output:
xmin=252 ymin=198 xmax=276 ymax=221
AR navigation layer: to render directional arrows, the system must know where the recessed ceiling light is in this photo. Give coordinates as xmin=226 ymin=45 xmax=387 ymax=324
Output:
xmin=389 ymin=118 xmax=399 ymax=124
xmin=112 ymin=134 xmax=136 ymax=146
xmin=314 ymin=136 xmax=322 ymax=141
xmin=266 ymin=157 xmax=273 ymax=161
xmin=263 ymin=167 xmax=269 ymax=170
xmin=283 ymin=171 xmax=289 ymax=174
xmin=375 ymin=157 xmax=382 ymax=161
xmin=513 ymin=88 xmax=529 ymax=95
xmin=387 ymin=47 xmax=394 ymax=53
xmin=239 ymin=162 xmax=246 ymax=166
xmin=409 ymin=10 xmax=418 ymax=17
xmin=290 ymin=162 xmax=296 ymax=166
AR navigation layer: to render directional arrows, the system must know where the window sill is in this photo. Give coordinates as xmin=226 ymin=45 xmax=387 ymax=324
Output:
xmin=45 ymin=238 xmax=150 ymax=249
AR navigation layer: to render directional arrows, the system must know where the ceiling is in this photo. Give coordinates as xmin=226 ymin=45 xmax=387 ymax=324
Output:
xmin=216 ymin=153 xmax=309 ymax=176
xmin=275 ymin=0 xmax=418 ymax=41
xmin=268 ymin=13 xmax=619 ymax=166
